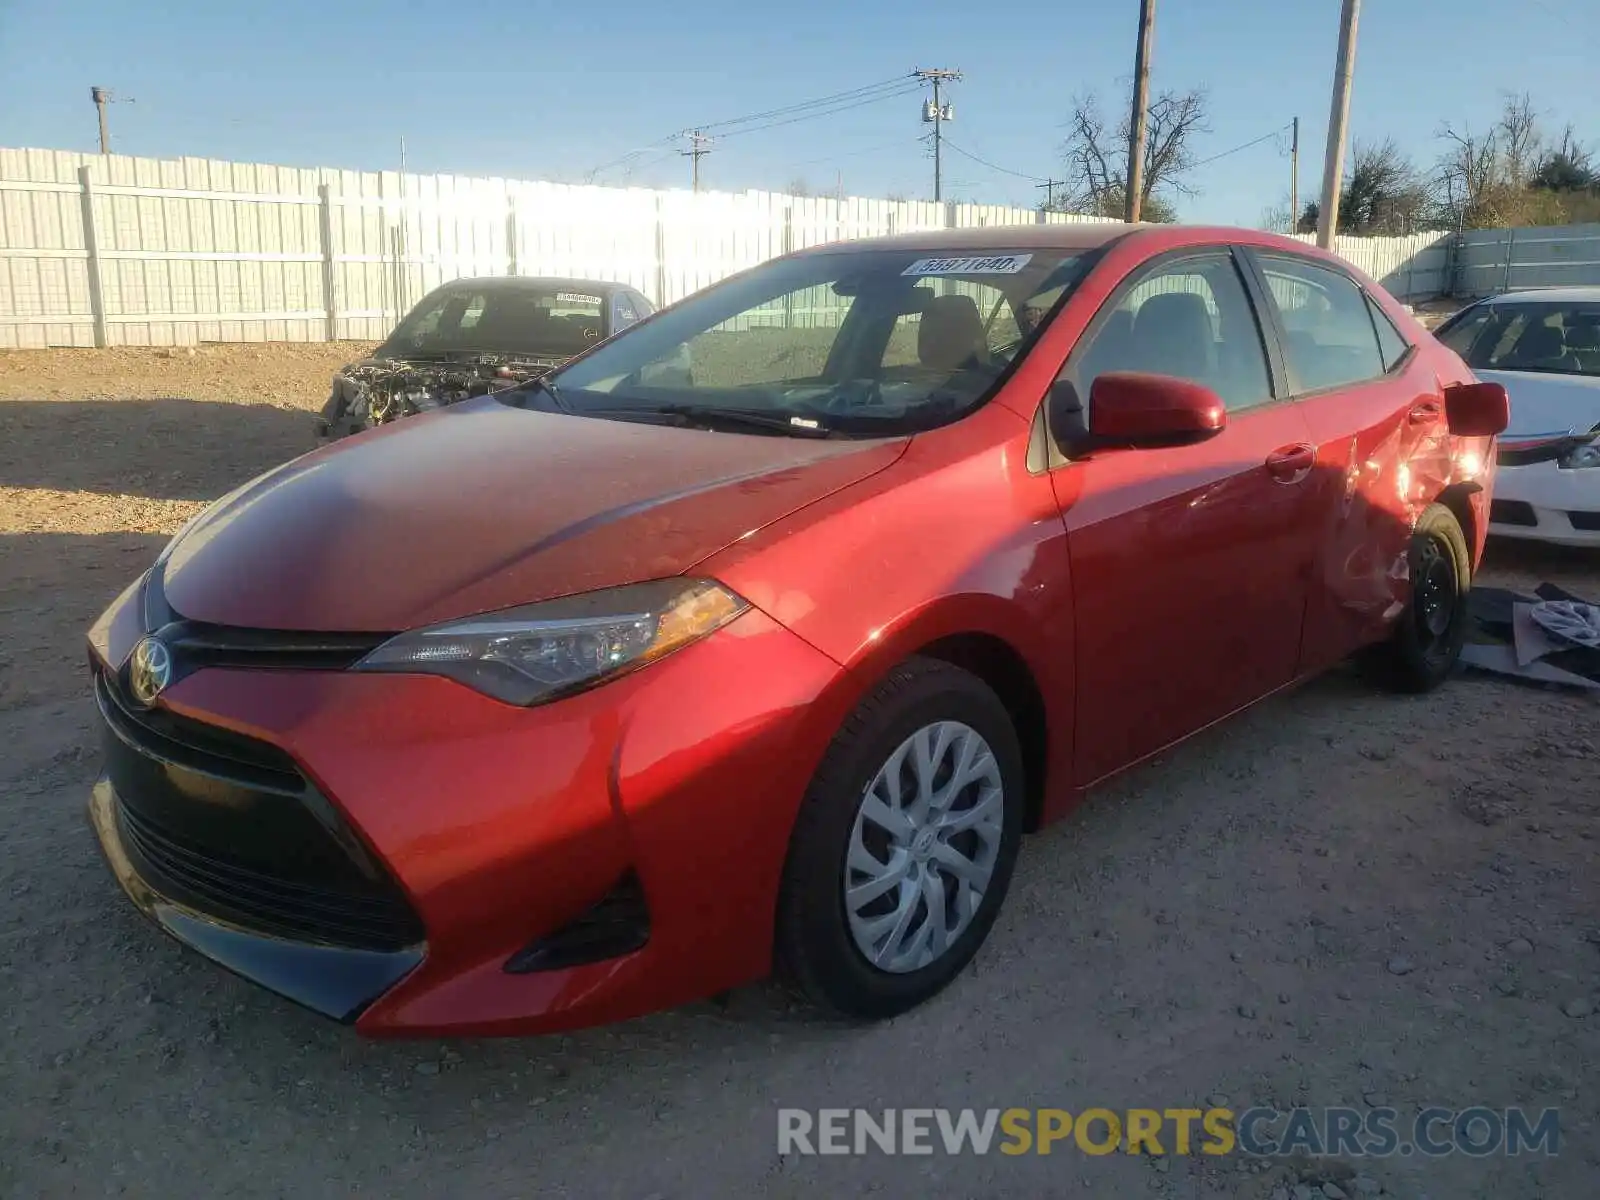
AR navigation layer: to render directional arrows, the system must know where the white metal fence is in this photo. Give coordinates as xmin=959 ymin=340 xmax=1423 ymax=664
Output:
xmin=1451 ymin=223 xmax=1600 ymax=298
xmin=0 ymin=148 xmax=1119 ymax=349
xmin=0 ymin=146 xmax=1527 ymax=351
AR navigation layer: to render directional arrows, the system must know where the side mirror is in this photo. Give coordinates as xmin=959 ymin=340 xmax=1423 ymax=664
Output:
xmin=1444 ymin=380 xmax=1510 ymax=437
xmin=1086 ymin=371 xmax=1227 ymax=449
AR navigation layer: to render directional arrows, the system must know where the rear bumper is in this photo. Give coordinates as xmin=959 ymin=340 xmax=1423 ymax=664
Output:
xmin=88 ymin=778 xmax=423 ymax=1022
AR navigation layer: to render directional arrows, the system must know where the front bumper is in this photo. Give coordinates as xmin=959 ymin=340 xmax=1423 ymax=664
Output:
xmin=1489 ymin=460 xmax=1600 ymax=547
xmin=85 ymin=578 xmax=846 ymax=1037
xmin=88 ymin=779 xmax=423 ymax=1021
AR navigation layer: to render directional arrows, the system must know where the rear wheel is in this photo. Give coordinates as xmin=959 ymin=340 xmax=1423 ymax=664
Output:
xmin=776 ymin=658 xmax=1025 ymax=1019
xmin=1368 ymin=502 xmax=1471 ymax=693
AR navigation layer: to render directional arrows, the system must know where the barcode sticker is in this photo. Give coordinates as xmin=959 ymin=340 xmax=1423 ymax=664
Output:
xmin=901 ymin=254 xmax=1033 ymax=276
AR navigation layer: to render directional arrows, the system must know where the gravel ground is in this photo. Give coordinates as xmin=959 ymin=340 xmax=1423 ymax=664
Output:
xmin=1 ymin=346 xmax=1597 ymax=1200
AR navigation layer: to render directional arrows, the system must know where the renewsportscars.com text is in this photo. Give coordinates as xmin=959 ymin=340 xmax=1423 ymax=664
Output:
xmin=777 ymin=1107 xmax=1561 ymax=1158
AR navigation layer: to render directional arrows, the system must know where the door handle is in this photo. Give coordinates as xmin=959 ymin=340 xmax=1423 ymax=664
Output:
xmin=1265 ymin=443 xmax=1316 ymax=483
xmin=1408 ymin=401 xmax=1443 ymax=425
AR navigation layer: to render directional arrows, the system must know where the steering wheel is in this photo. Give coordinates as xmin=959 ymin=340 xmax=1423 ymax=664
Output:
xmin=817 ymin=378 xmax=887 ymax=414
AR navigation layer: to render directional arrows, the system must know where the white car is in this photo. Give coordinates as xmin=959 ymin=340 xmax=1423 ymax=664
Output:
xmin=1434 ymin=287 xmax=1600 ymax=547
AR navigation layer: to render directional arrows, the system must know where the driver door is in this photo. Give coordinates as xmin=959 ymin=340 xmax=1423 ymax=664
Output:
xmin=1050 ymin=248 xmax=1322 ymax=786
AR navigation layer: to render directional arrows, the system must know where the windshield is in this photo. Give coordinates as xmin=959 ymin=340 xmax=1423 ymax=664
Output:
xmin=378 ymin=282 xmax=609 ymax=360
xmin=536 ymin=247 xmax=1096 ymax=437
xmin=1437 ymin=299 xmax=1600 ymax=378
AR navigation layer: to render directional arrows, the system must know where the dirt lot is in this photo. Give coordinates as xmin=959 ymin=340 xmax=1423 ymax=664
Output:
xmin=1 ymin=346 xmax=1597 ymax=1200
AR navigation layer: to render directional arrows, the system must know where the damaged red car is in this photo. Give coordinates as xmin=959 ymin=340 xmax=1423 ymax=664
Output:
xmin=86 ymin=224 xmax=1509 ymax=1038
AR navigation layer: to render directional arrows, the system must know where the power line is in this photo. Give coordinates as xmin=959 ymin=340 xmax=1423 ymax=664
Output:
xmin=783 ymin=139 xmax=910 ymax=170
xmin=711 ymin=83 xmax=922 ymax=140
xmin=697 ymin=75 xmax=917 ymax=134
xmin=1189 ymin=124 xmax=1294 ymax=169
xmin=585 ymin=77 xmax=921 ymax=180
xmin=586 ymin=135 xmax=686 ymax=181
xmin=940 ymin=138 xmax=1047 ymax=183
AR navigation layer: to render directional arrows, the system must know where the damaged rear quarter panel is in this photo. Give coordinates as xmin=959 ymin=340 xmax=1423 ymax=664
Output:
xmin=1293 ymin=351 xmax=1478 ymax=675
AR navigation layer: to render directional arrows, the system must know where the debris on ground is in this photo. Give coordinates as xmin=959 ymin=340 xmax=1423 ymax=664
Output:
xmin=1462 ymin=582 xmax=1600 ymax=691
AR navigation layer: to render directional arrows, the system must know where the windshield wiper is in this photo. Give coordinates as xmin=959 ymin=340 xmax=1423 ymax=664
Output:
xmin=508 ymin=376 xmax=570 ymax=413
xmin=581 ymin=403 xmax=835 ymax=438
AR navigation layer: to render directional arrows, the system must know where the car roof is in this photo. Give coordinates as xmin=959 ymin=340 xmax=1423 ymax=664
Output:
xmin=432 ymin=275 xmax=627 ymax=294
xmin=792 ymin=223 xmax=1134 ymax=255
xmin=788 ymin=221 xmax=1344 ymax=261
xmin=1475 ymin=287 xmax=1600 ymax=305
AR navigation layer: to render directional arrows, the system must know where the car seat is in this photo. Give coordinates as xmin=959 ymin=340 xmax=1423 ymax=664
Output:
xmin=1130 ymin=292 xmax=1215 ymax=382
xmin=917 ymin=294 xmax=990 ymax=373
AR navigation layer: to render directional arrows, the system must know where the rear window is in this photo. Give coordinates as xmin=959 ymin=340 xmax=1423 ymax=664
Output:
xmin=1257 ymin=255 xmax=1387 ymax=392
xmin=380 ymin=283 xmax=609 ymax=359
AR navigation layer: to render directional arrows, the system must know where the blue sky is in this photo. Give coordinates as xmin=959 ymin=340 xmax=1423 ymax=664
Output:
xmin=0 ymin=0 xmax=1594 ymax=222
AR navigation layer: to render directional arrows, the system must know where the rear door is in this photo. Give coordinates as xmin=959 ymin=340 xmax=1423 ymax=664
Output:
xmin=1241 ymin=251 xmax=1445 ymax=673
xmin=1051 ymin=248 xmax=1322 ymax=786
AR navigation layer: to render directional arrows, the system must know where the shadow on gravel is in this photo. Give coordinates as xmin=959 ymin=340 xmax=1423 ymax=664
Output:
xmin=0 ymin=397 xmax=318 ymax=503
xmin=1481 ymin=534 xmax=1600 ymax=595
xmin=0 ymin=532 xmax=169 ymax=714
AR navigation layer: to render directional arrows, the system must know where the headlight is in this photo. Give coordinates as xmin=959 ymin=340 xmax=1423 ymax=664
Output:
xmin=1559 ymin=438 xmax=1600 ymax=470
xmin=353 ymin=578 xmax=749 ymax=706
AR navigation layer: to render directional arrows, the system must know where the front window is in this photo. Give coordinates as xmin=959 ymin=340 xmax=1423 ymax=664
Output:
xmin=536 ymin=248 xmax=1096 ymax=437
xmin=379 ymin=283 xmax=609 ymax=360
xmin=1437 ymin=300 xmax=1600 ymax=378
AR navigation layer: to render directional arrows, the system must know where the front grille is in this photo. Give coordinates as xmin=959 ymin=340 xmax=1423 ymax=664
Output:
xmin=96 ymin=668 xmax=423 ymax=952
xmin=114 ymin=800 xmax=423 ymax=950
xmin=1489 ymin=498 xmax=1538 ymax=527
xmin=142 ymin=561 xmax=389 ymax=679
xmin=97 ymin=670 xmax=303 ymax=794
xmin=163 ymin=622 xmax=387 ymax=673
xmin=1568 ymin=510 xmax=1600 ymax=532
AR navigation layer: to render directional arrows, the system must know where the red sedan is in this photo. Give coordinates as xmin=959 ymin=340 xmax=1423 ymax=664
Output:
xmin=86 ymin=223 xmax=1509 ymax=1037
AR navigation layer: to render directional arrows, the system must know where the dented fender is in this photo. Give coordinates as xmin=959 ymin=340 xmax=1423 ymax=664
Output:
xmin=1296 ymin=371 xmax=1493 ymax=674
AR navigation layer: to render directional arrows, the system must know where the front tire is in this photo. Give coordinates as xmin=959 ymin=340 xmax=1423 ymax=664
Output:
xmin=776 ymin=657 xmax=1025 ymax=1020
xmin=1368 ymin=502 xmax=1471 ymax=693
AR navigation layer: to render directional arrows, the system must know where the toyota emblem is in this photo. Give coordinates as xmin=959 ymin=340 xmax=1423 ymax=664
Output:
xmin=128 ymin=636 xmax=173 ymax=708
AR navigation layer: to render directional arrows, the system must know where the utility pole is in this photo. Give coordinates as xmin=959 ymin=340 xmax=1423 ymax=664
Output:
xmin=682 ymin=130 xmax=713 ymax=192
xmin=915 ymin=67 xmax=961 ymax=202
xmin=1316 ymin=0 xmax=1361 ymax=249
xmin=1290 ymin=116 xmax=1300 ymax=233
xmin=1036 ymin=178 xmax=1063 ymax=210
xmin=91 ymin=87 xmax=111 ymax=154
xmin=1124 ymin=0 xmax=1156 ymax=222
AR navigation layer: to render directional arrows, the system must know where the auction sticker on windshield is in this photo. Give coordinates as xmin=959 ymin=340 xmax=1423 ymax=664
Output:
xmin=557 ymin=293 xmax=603 ymax=305
xmin=902 ymin=254 xmax=1033 ymax=276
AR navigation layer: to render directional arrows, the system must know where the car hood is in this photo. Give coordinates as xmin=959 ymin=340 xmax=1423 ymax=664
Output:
xmin=1477 ymin=369 xmax=1600 ymax=439
xmin=162 ymin=399 xmax=906 ymax=631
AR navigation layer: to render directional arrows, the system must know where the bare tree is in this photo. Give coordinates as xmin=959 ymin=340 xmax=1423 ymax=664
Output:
xmin=1433 ymin=92 xmax=1569 ymax=228
xmin=1335 ymin=139 xmax=1431 ymax=234
xmin=1258 ymin=200 xmax=1295 ymax=234
xmin=785 ymin=178 xmax=812 ymax=198
xmin=1056 ymin=88 xmax=1208 ymax=222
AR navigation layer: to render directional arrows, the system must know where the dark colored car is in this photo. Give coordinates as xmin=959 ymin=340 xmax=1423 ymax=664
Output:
xmin=87 ymin=223 xmax=1508 ymax=1038
xmin=316 ymin=275 xmax=655 ymax=439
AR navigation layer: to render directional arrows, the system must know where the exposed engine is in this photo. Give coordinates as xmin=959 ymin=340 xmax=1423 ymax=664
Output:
xmin=316 ymin=355 xmax=566 ymax=441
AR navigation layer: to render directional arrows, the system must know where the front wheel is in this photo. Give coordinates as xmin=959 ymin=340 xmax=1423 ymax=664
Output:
xmin=1367 ymin=502 xmax=1472 ymax=693
xmin=776 ymin=657 xmax=1025 ymax=1020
